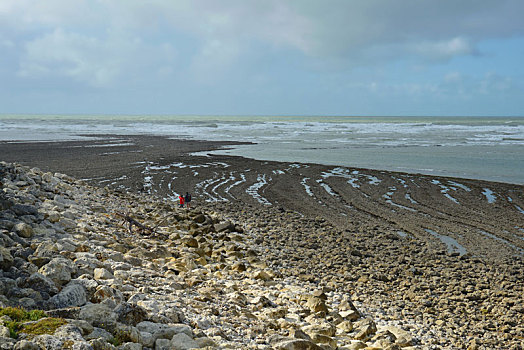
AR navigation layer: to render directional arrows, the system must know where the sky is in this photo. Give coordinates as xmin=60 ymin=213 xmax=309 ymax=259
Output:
xmin=1 ymin=0 xmax=523 ymax=116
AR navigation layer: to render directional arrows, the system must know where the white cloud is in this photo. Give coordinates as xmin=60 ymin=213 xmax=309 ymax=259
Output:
xmin=0 ymin=0 xmax=100 ymax=30
xmin=0 ymin=37 xmax=14 ymax=48
xmin=479 ymin=73 xmax=513 ymax=94
xmin=411 ymin=37 xmax=475 ymax=61
xmin=3 ymin=0 xmax=524 ymax=88
xmin=444 ymin=72 xmax=463 ymax=83
xmin=189 ymin=39 xmax=241 ymax=83
xmin=18 ymin=28 xmax=177 ymax=87
xmin=19 ymin=29 xmax=127 ymax=87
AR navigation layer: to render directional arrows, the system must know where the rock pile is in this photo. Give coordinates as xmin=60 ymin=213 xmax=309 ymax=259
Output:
xmin=0 ymin=162 xmax=417 ymax=349
xmin=211 ymin=203 xmax=524 ymax=349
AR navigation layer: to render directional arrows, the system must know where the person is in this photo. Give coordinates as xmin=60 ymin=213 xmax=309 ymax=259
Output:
xmin=178 ymin=194 xmax=185 ymax=208
xmin=184 ymin=192 xmax=192 ymax=208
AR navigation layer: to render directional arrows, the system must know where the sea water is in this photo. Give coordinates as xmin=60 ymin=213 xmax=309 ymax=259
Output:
xmin=0 ymin=115 xmax=523 ymax=184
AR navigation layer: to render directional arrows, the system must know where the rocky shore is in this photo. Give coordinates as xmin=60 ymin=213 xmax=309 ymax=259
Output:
xmin=2 ymin=162 xmax=417 ymax=349
xmin=1 ymin=135 xmax=523 ymax=349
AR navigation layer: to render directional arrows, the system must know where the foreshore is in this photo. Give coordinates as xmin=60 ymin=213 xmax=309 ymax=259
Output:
xmin=1 ymin=135 xmax=523 ymax=349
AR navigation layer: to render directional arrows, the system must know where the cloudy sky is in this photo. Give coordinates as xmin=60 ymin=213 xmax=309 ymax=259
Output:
xmin=1 ymin=0 xmax=523 ymax=116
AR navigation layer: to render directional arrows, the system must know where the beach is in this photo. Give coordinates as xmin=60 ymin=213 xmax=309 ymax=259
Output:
xmin=1 ymin=135 xmax=523 ymax=349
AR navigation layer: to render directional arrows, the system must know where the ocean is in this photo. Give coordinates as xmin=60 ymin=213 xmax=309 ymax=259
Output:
xmin=1 ymin=115 xmax=523 ymax=184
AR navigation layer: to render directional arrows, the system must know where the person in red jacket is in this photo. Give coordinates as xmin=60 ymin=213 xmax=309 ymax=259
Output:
xmin=178 ymin=194 xmax=185 ymax=208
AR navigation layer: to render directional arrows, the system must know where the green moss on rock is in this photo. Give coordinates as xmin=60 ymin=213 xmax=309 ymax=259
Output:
xmin=0 ymin=307 xmax=64 ymax=339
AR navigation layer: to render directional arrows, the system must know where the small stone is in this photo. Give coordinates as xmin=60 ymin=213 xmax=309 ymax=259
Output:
xmin=214 ymin=221 xmax=235 ymax=232
xmin=85 ymin=327 xmax=114 ymax=341
xmin=170 ymin=333 xmax=199 ymax=350
xmin=13 ymin=339 xmax=39 ymax=350
xmin=253 ymin=270 xmax=273 ymax=281
xmin=155 ymin=338 xmax=171 ymax=350
xmin=88 ymin=338 xmax=116 ymax=349
xmin=0 ymin=246 xmax=14 ymax=270
xmin=0 ymin=325 xmax=9 ymax=338
xmin=273 ymin=339 xmax=325 ymax=350
xmin=11 ymin=204 xmax=38 ymax=216
xmin=289 ymin=329 xmax=312 ymax=341
xmin=231 ymin=262 xmax=247 ymax=272
xmin=93 ymin=268 xmax=114 ymax=280
xmin=78 ymin=303 xmax=117 ymax=329
xmin=48 ymin=283 xmax=87 ymax=309
xmin=180 ymin=237 xmax=198 ymax=248
xmin=192 ymin=214 xmax=206 ymax=224
xmin=306 ymin=297 xmax=328 ymax=314
xmin=0 ymin=337 xmax=16 ymax=349
xmin=384 ymin=326 xmax=413 ymax=347
xmin=343 ymin=341 xmax=367 ymax=350
xmin=340 ymin=310 xmax=359 ymax=321
xmin=118 ymin=342 xmax=142 ymax=350
xmin=46 ymin=211 xmax=61 ymax=223
xmin=195 ymin=336 xmax=216 ymax=348
xmin=353 ymin=318 xmax=377 ymax=340
xmin=337 ymin=320 xmax=353 ymax=333
xmin=13 ymin=222 xmax=33 ymax=238
xmin=39 ymin=257 xmax=76 ymax=286
xmin=92 ymin=285 xmax=123 ymax=304
xmin=32 ymin=335 xmax=63 ymax=349
xmin=303 ymin=323 xmax=336 ymax=337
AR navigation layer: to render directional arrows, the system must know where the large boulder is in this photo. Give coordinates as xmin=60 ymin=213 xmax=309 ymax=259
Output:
xmin=13 ymin=222 xmax=33 ymax=238
xmin=214 ymin=221 xmax=235 ymax=232
xmin=74 ymin=253 xmax=104 ymax=276
xmin=353 ymin=318 xmax=377 ymax=340
xmin=305 ymin=296 xmax=328 ymax=314
xmin=78 ymin=303 xmax=118 ymax=329
xmin=0 ymin=246 xmax=14 ymax=270
xmin=32 ymin=335 xmax=63 ymax=350
xmin=170 ymin=333 xmax=199 ymax=350
xmin=33 ymin=242 xmax=59 ymax=257
xmin=11 ymin=204 xmax=38 ymax=217
xmin=19 ymin=272 xmax=59 ymax=299
xmin=0 ymin=336 xmax=16 ymax=349
xmin=114 ymin=303 xmax=148 ymax=326
xmin=136 ymin=321 xmax=192 ymax=340
xmin=39 ymin=257 xmax=77 ymax=286
xmin=0 ymin=277 xmax=16 ymax=296
xmin=135 ymin=300 xmax=182 ymax=324
xmin=47 ymin=283 xmax=87 ymax=309
xmin=0 ymin=326 xmax=9 ymax=338
xmin=272 ymin=339 xmax=325 ymax=350
xmin=69 ymin=277 xmax=99 ymax=301
xmin=93 ymin=268 xmax=114 ymax=281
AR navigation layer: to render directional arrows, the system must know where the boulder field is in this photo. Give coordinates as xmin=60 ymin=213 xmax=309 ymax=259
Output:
xmin=1 ymin=162 xmax=421 ymax=349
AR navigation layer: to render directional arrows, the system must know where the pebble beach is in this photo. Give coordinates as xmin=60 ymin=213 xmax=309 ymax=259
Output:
xmin=1 ymin=135 xmax=523 ymax=349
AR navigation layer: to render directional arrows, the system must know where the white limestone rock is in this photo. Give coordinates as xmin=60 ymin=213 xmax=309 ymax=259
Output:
xmin=94 ymin=268 xmax=114 ymax=280
xmin=48 ymin=283 xmax=87 ymax=309
xmin=39 ymin=257 xmax=77 ymax=286
xmin=170 ymin=333 xmax=199 ymax=350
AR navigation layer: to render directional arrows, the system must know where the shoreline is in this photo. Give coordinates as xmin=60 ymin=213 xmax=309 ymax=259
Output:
xmin=1 ymin=134 xmax=523 ymax=263
xmin=1 ymin=133 xmax=522 ymax=186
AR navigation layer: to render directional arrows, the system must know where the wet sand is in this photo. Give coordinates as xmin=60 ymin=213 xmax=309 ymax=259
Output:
xmin=2 ymin=134 xmax=524 ymax=348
